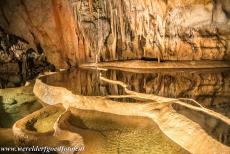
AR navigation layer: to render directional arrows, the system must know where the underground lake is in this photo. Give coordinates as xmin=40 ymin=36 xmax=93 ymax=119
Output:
xmin=0 ymin=0 xmax=230 ymax=153
xmin=0 ymin=66 xmax=230 ymax=154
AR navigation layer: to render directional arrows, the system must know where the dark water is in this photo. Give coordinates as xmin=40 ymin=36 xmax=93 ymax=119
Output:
xmin=41 ymin=68 xmax=230 ymax=116
xmin=41 ymin=68 xmax=230 ymax=147
xmin=0 ymin=74 xmax=26 ymax=88
xmin=0 ymin=67 xmax=230 ymax=151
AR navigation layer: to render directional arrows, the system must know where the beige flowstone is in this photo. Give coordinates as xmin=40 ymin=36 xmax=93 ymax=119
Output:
xmin=12 ymin=78 xmax=230 ymax=154
xmin=80 ymin=60 xmax=230 ymax=70
xmin=1 ymin=0 xmax=230 ymax=68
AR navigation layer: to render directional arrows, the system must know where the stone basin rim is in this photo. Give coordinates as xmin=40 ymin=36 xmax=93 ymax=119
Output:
xmin=80 ymin=60 xmax=230 ymax=70
xmin=28 ymin=79 xmax=230 ymax=154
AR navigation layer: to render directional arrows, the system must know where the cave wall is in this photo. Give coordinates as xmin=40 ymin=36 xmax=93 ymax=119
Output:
xmin=74 ymin=0 xmax=230 ymax=62
xmin=0 ymin=0 xmax=230 ymax=68
xmin=0 ymin=0 xmax=82 ymax=68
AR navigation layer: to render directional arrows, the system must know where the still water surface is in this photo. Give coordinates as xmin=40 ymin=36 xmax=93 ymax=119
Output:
xmin=41 ymin=68 xmax=230 ymax=147
xmin=0 ymin=68 xmax=229 ymax=153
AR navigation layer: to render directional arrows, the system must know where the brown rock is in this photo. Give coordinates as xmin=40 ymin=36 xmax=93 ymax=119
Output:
xmin=0 ymin=0 xmax=229 ymax=67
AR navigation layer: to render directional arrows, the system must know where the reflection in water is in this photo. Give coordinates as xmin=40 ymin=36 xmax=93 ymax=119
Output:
xmin=66 ymin=108 xmax=189 ymax=154
xmin=41 ymin=68 xmax=230 ymax=147
xmin=172 ymin=104 xmax=230 ymax=146
xmin=0 ymin=65 xmax=229 ymax=152
xmin=42 ymin=68 xmax=230 ymax=117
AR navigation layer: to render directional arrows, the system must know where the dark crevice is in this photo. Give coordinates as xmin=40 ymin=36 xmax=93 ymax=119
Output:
xmin=0 ymin=27 xmax=55 ymax=88
xmin=141 ymin=57 xmax=166 ymax=62
xmin=36 ymin=43 xmax=43 ymax=55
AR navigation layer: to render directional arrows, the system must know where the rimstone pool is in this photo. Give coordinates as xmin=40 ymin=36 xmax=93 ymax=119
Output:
xmin=0 ymin=1 xmax=230 ymax=153
xmin=1 ymin=67 xmax=229 ymax=154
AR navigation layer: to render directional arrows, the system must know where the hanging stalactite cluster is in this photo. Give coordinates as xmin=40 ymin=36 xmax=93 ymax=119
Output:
xmin=70 ymin=0 xmax=230 ymax=64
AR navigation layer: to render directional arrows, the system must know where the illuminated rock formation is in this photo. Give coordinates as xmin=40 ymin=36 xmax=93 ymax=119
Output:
xmin=0 ymin=0 xmax=80 ymax=68
xmin=0 ymin=0 xmax=229 ymax=68
xmin=12 ymin=78 xmax=230 ymax=154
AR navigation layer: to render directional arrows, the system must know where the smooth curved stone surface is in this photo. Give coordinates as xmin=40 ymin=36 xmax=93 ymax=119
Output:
xmin=26 ymin=79 xmax=230 ymax=154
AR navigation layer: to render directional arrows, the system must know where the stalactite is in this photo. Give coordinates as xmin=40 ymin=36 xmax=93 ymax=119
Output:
xmin=118 ymin=0 xmax=126 ymax=44
xmin=88 ymin=0 xmax=93 ymax=13
xmin=96 ymin=6 xmax=100 ymax=64
xmin=111 ymin=8 xmax=117 ymax=60
xmin=67 ymin=0 xmax=230 ymax=64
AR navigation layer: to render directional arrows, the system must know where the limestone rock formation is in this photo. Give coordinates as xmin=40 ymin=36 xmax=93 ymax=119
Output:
xmin=12 ymin=78 xmax=230 ymax=154
xmin=0 ymin=0 xmax=230 ymax=68
xmin=13 ymin=104 xmax=188 ymax=154
xmin=0 ymin=28 xmax=55 ymax=88
xmin=0 ymin=0 xmax=81 ymax=68
xmin=73 ymin=0 xmax=230 ymax=62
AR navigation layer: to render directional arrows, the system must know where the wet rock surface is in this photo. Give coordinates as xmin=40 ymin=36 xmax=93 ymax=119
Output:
xmin=14 ymin=105 xmax=188 ymax=154
xmin=23 ymin=78 xmax=229 ymax=154
xmin=172 ymin=103 xmax=230 ymax=147
xmin=0 ymin=84 xmax=42 ymax=152
xmin=0 ymin=85 xmax=42 ymax=128
xmin=41 ymin=68 xmax=230 ymax=117
xmin=0 ymin=68 xmax=228 ymax=154
xmin=0 ymin=28 xmax=55 ymax=88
